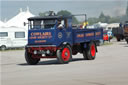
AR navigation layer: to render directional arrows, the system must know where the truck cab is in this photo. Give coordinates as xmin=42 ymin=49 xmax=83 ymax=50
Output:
xmin=27 ymin=16 xmax=73 ymax=47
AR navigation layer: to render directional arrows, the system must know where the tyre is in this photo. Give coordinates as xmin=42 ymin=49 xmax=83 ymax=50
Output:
xmin=57 ymin=45 xmax=72 ymax=64
xmin=127 ymin=40 xmax=128 ymax=44
xmin=117 ymin=38 xmax=120 ymax=41
xmin=83 ymin=42 xmax=96 ymax=60
xmin=83 ymin=49 xmax=88 ymax=60
xmin=0 ymin=45 xmax=6 ymax=51
xmin=72 ymin=50 xmax=78 ymax=55
xmin=25 ymin=51 xmax=40 ymax=65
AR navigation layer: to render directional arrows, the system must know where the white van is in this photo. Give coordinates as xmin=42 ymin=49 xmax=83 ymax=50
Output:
xmin=0 ymin=27 xmax=28 ymax=50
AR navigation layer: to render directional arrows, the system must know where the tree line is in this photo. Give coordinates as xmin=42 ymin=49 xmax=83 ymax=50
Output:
xmin=88 ymin=3 xmax=128 ymax=25
xmin=39 ymin=10 xmax=79 ymax=24
xmin=39 ymin=3 xmax=128 ymax=25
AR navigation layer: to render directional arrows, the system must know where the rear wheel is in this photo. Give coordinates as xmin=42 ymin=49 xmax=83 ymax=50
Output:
xmin=126 ymin=40 xmax=128 ymax=44
xmin=0 ymin=45 xmax=6 ymax=51
xmin=57 ymin=45 xmax=72 ymax=64
xmin=83 ymin=49 xmax=88 ymax=60
xmin=116 ymin=37 xmax=121 ymax=41
xmin=25 ymin=51 xmax=40 ymax=65
xmin=83 ymin=42 xmax=96 ymax=60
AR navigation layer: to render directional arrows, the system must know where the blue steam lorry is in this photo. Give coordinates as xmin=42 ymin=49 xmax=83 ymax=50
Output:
xmin=25 ymin=14 xmax=103 ymax=64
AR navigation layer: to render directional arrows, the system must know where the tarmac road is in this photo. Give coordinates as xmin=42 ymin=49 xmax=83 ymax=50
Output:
xmin=1 ymin=40 xmax=128 ymax=85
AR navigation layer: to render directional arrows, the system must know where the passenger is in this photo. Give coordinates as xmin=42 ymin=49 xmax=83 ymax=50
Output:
xmin=82 ymin=21 xmax=88 ymax=29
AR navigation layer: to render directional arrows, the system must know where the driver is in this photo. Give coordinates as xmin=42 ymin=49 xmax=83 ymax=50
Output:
xmin=58 ymin=20 xmax=64 ymax=28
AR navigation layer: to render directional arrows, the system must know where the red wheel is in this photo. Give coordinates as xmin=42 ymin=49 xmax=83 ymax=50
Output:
xmin=90 ymin=44 xmax=96 ymax=57
xmin=57 ymin=45 xmax=72 ymax=64
xmin=61 ymin=48 xmax=70 ymax=61
xmin=83 ymin=42 xmax=96 ymax=60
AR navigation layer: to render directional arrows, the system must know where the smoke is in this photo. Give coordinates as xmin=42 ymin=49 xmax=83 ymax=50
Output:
xmin=104 ymin=7 xmax=125 ymax=17
xmin=103 ymin=0 xmax=126 ymax=17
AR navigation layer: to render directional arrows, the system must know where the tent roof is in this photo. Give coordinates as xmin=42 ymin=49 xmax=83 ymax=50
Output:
xmin=0 ymin=20 xmax=5 ymax=27
xmin=5 ymin=8 xmax=35 ymax=28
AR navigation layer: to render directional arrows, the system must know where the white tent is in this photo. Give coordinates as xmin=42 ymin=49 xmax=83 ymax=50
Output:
xmin=93 ymin=22 xmax=108 ymax=29
xmin=5 ymin=7 xmax=35 ymax=28
xmin=0 ymin=20 xmax=5 ymax=27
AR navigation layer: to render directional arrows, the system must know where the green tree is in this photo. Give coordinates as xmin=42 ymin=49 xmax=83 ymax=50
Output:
xmin=57 ymin=10 xmax=71 ymax=16
xmin=88 ymin=12 xmax=121 ymax=25
xmin=99 ymin=12 xmax=105 ymax=19
xmin=39 ymin=10 xmax=79 ymax=24
xmin=88 ymin=17 xmax=99 ymax=25
xmin=39 ymin=11 xmax=48 ymax=16
xmin=99 ymin=12 xmax=107 ymax=23
xmin=99 ymin=12 xmax=114 ymax=23
xmin=109 ymin=17 xmax=120 ymax=23
xmin=57 ymin=10 xmax=79 ymax=24
xmin=104 ymin=16 xmax=111 ymax=23
xmin=39 ymin=11 xmax=56 ymax=16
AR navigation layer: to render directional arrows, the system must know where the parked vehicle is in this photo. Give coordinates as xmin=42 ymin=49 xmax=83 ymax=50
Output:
xmin=0 ymin=27 xmax=27 ymax=50
xmin=25 ymin=14 xmax=103 ymax=64
xmin=124 ymin=21 xmax=128 ymax=44
xmin=112 ymin=21 xmax=128 ymax=43
xmin=112 ymin=27 xmax=124 ymax=41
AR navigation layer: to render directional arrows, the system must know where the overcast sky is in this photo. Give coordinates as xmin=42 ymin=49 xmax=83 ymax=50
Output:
xmin=0 ymin=0 xmax=127 ymax=21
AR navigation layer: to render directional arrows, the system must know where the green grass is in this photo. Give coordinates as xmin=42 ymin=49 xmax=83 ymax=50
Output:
xmin=103 ymin=42 xmax=113 ymax=46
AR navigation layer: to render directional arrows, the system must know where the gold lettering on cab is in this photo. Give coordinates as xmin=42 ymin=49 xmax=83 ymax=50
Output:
xmin=29 ymin=32 xmax=52 ymax=39
xmin=35 ymin=40 xmax=46 ymax=43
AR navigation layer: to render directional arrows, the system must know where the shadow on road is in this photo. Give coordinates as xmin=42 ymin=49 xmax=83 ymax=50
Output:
xmin=124 ymin=45 xmax=128 ymax=47
xmin=119 ymin=42 xmax=128 ymax=45
xmin=18 ymin=58 xmax=85 ymax=66
xmin=119 ymin=43 xmax=127 ymax=45
xmin=119 ymin=42 xmax=128 ymax=47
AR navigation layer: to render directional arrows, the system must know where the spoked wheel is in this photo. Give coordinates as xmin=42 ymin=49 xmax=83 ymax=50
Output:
xmin=83 ymin=42 xmax=96 ymax=60
xmin=57 ymin=45 xmax=72 ymax=64
xmin=25 ymin=51 xmax=40 ymax=65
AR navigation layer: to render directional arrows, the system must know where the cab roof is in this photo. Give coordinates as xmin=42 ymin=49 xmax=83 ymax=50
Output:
xmin=28 ymin=15 xmax=72 ymax=20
